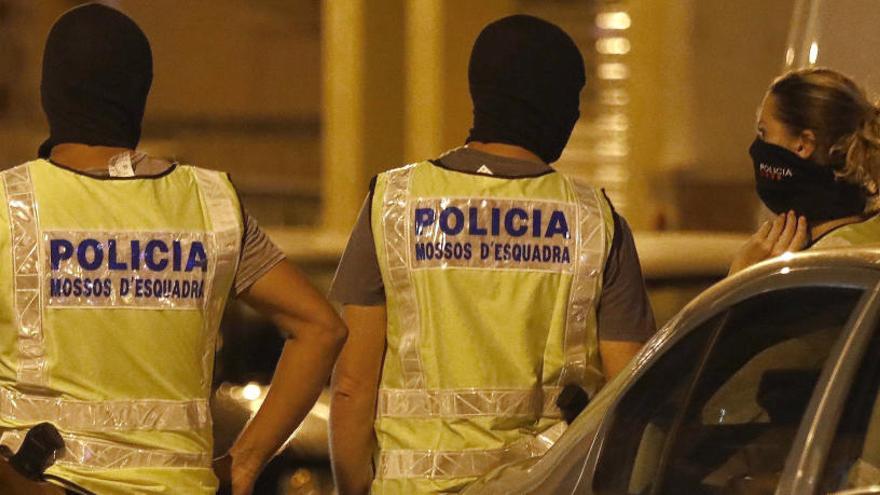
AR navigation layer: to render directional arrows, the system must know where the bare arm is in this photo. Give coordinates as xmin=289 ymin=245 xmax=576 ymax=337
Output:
xmin=595 ymin=212 xmax=654 ymax=382
xmin=599 ymin=339 xmax=643 ymax=379
xmin=227 ymin=261 xmax=348 ymax=494
xmin=329 ymin=305 xmax=387 ymax=495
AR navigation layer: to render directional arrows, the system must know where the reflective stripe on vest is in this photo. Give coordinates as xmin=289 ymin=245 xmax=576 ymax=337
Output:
xmin=377 ymin=387 xmax=562 ymax=418
xmin=559 ymin=178 xmax=608 ymax=389
xmin=377 ymin=421 xmax=566 ymax=480
xmin=193 ymin=167 xmax=242 ymax=393
xmin=0 ymin=163 xmax=241 ymax=466
xmin=0 ymin=429 xmax=211 ymax=469
xmin=0 ymin=388 xmax=209 ymax=431
xmin=3 ymin=165 xmax=46 ymax=388
xmin=380 ymin=164 xmax=425 ymax=389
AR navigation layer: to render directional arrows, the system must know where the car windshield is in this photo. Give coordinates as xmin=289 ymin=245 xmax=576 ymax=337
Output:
xmin=595 ymin=286 xmax=862 ymax=495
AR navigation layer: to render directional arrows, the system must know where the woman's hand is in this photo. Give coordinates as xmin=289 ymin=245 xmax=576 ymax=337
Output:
xmin=729 ymin=211 xmax=808 ymax=275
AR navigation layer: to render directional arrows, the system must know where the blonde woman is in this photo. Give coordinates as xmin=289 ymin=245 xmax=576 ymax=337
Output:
xmin=730 ymin=68 xmax=880 ymax=273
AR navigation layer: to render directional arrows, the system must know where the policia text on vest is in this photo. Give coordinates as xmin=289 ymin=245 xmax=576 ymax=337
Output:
xmin=412 ymin=199 xmax=574 ymax=269
xmin=47 ymin=234 xmax=209 ymax=305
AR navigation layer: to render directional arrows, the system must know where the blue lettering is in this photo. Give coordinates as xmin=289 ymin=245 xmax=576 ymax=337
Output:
xmin=50 ymin=239 xmax=74 ymax=270
xmin=439 ymin=207 xmax=465 ymax=236
xmin=505 ymin=208 xmax=528 ymax=237
xmin=77 ymin=239 xmax=104 ymax=270
xmin=415 ymin=243 xmax=427 ymax=260
xmin=546 ymin=211 xmax=570 ymax=238
xmin=172 ymin=241 xmax=182 ymax=272
xmin=145 ymin=240 xmax=169 ymax=271
xmin=131 ymin=240 xmax=141 ymax=270
xmin=415 ymin=208 xmax=435 ymax=236
xmin=50 ymin=278 xmax=63 ymax=296
xmin=491 ymin=208 xmax=501 ymax=235
xmin=468 ymin=208 xmax=487 ymax=236
xmin=185 ymin=242 xmax=208 ymax=272
xmin=532 ymin=209 xmax=542 ymax=238
xmin=108 ymin=240 xmax=127 ymax=270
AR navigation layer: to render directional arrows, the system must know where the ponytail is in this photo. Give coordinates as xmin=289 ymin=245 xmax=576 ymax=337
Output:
xmin=835 ymin=103 xmax=880 ymax=211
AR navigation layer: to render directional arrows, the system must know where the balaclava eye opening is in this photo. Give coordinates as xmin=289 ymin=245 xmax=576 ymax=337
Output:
xmin=466 ymin=15 xmax=585 ymax=164
xmin=38 ymin=3 xmax=152 ymax=158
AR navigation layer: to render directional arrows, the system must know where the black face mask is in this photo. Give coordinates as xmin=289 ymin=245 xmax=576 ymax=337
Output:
xmin=38 ymin=3 xmax=152 ymax=158
xmin=750 ymin=137 xmax=866 ymax=222
xmin=466 ymin=15 xmax=585 ymax=164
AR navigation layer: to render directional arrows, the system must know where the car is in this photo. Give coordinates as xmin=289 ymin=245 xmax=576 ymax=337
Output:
xmin=463 ymin=246 xmax=880 ymax=495
xmin=212 ymin=229 xmax=747 ymax=494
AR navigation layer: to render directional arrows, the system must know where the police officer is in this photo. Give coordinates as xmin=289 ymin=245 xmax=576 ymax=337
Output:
xmin=0 ymin=4 xmax=346 ymax=494
xmin=730 ymin=68 xmax=880 ymax=274
xmin=328 ymin=15 xmax=656 ymax=495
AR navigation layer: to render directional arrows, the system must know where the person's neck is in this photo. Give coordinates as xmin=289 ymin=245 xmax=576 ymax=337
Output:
xmin=49 ymin=143 xmax=134 ymax=171
xmin=465 ymin=141 xmax=545 ymax=164
xmin=810 ymin=215 xmax=865 ymax=241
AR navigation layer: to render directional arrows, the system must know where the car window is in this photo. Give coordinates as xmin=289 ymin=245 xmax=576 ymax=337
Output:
xmin=592 ymin=313 xmax=720 ymax=494
xmin=821 ymin=323 xmax=880 ymax=493
xmin=594 ymin=287 xmax=862 ymax=495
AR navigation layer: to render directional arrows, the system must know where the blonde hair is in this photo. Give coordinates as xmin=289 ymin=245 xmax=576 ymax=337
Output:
xmin=769 ymin=68 xmax=880 ymax=211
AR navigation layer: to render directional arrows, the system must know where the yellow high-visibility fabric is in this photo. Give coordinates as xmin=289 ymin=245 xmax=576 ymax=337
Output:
xmin=812 ymin=213 xmax=880 ymax=248
xmin=0 ymin=160 xmax=242 ymax=494
xmin=370 ymin=161 xmax=614 ymax=494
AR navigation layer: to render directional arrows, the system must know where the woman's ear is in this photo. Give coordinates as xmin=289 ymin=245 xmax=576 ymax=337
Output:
xmin=796 ymin=129 xmax=817 ymax=159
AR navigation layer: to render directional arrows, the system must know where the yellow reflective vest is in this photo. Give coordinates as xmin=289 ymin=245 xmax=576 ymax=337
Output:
xmin=370 ymin=161 xmax=614 ymax=494
xmin=812 ymin=213 xmax=880 ymax=248
xmin=0 ymin=159 xmax=242 ymax=494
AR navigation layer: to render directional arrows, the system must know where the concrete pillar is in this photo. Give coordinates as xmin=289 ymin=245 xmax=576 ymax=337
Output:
xmin=320 ymin=0 xmax=405 ymax=233
xmin=625 ymin=0 xmax=698 ymax=229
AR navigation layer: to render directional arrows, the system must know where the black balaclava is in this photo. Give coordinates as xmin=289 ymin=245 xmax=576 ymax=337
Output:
xmin=38 ymin=3 xmax=152 ymax=158
xmin=750 ymin=137 xmax=866 ymax=222
xmin=466 ymin=15 xmax=585 ymax=164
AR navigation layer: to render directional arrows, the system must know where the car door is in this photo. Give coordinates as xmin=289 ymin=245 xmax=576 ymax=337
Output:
xmin=583 ymin=266 xmax=878 ymax=495
xmin=460 ymin=264 xmax=880 ymax=495
xmin=808 ymin=291 xmax=880 ymax=495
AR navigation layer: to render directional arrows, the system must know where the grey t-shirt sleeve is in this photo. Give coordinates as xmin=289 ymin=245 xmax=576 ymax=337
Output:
xmin=232 ymin=209 xmax=287 ymax=296
xmin=329 ymin=194 xmax=386 ymax=305
xmin=596 ymin=213 xmax=657 ymax=342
